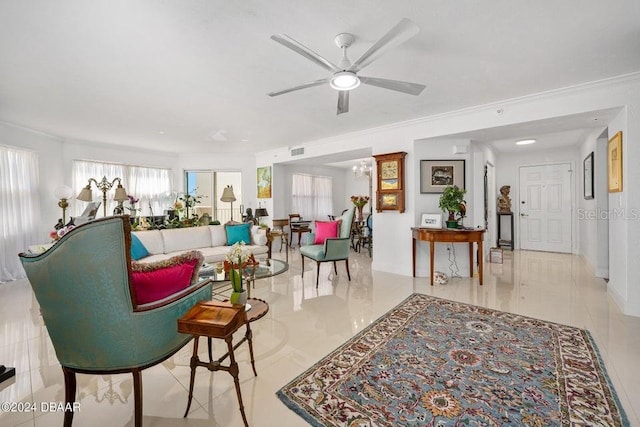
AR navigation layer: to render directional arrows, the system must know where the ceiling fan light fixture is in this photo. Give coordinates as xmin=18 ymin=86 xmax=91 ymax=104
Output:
xmin=330 ymin=71 xmax=360 ymax=91
xmin=515 ymin=139 xmax=536 ymax=145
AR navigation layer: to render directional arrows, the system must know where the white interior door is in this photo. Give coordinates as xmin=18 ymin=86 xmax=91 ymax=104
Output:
xmin=519 ymin=164 xmax=572 ymax=253
xmin=485 ymin=163 xmax=496 ymax=256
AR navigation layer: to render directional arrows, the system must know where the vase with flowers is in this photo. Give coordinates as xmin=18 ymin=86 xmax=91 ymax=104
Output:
xmin=126 ymin=195 xmax=140 ymax=217
xmin=351 ymin=195 xmax=370 ymax=222
xmin=225 ymin=242 xmax=253 ymax=306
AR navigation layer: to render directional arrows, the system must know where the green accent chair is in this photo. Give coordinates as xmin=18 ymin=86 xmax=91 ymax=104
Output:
xmin=19 ymin=217 xmax=212 ymax=427
xmin=300 ymin=207 xmax=355 ymax=287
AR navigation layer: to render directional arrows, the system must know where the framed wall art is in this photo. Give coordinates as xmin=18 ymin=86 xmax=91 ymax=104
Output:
xmin=607 ymin=131 xmax=622 ymax=193
xmin=420 ymin=159 xmax=465 ymax=193
xmin=583 ymin=151 xmax=594 ymax=200
xmin=373 ymin=151 xmax=406 ymax=213
xmin=420 ymin=213 xmax=442 ymax=229
xmin=257 ymin=166 xmax=272 ymax=198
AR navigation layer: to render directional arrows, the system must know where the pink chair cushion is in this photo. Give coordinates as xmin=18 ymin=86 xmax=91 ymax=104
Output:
xmin=314 ymin=220 xmax=340 ymax=244
xmin=131 ymin=250 xmax=203 ymax=304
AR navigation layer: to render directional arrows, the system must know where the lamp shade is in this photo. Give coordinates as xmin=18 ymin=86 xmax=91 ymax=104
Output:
xmin=54 ymin=185 xmax=73 ymax=200
xmin=76 ymin=185 xmax=93 ymax=202
xmin=113 ymin=185 xmax=129 ymax=202
xmin=220 ymin=186 xmax=236 ymax=202
xmin=255 ymin=208 xmax=269 ymax=218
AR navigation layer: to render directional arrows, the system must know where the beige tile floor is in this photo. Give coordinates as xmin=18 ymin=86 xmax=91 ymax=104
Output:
xmin=1 ymin=248 xmax=639 ymax=426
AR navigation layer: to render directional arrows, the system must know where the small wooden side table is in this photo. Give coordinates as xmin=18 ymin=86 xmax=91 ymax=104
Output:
xmin=178 ymin=298 xmax=269 ymax=427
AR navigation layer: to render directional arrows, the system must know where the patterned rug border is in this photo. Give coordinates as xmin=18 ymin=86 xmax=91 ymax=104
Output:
xmin=276 ymin=293 xmax=629 ymax=427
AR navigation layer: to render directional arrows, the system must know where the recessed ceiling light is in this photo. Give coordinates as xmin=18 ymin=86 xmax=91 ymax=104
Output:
xmin=516 ymin=139 xmax=536 ymax=145
xmin=158 ymin=131 xmax=165 ymax=135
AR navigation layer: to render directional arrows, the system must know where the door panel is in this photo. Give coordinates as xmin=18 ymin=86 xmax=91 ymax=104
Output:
xmin=519 ymin=164 xmax=572 ymax=253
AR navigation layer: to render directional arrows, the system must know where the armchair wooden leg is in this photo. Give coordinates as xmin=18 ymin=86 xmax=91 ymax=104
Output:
xmin=301 ymin=255 xmax=305 ymax=277
xmin=133 ymin=369 xmax=143 ymax=427
xmin=345 ymin=259 xmax=351 ymax=281
xmin=316 ymin=262 xmax=320 ymax=287
xmin=62 ymin=367 xmax=76 ymax=427
xmin=333 ymin=261 xmax=337 ymax=274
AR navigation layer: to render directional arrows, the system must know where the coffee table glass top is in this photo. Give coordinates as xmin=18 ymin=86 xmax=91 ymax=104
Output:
xmin=199 ymin=258 xmax=288 ymax=283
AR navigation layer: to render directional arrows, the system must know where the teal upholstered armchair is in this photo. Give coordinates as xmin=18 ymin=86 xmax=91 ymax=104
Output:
xmin=300 ymin=207 xmax=355 ymax=287
xmin=19 ymin=217 xmax=212 ymax=427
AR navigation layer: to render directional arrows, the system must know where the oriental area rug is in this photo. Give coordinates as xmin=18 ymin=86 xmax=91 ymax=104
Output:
xmin=277 ymin=293 xmax=628 ymax=426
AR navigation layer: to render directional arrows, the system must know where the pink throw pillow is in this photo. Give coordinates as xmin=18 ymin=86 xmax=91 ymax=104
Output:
xmin=314 ymin=220 xmax=340 ymax=244
xmin=131 ymin=250 xmax=203 ymax=304
xmin=132 ymin=261 xmax=197 ymax=304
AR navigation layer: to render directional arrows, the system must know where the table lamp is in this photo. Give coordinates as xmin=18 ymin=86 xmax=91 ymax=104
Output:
xmin=255 ymin=208 xmax=269 ymax=225
xmin=77 ymin=176 xmax=129 ymax=217
xmin=53 ymin=185 xmax=73 ymax=224
xmin=220 ymin=185 xmax=237 ymax=222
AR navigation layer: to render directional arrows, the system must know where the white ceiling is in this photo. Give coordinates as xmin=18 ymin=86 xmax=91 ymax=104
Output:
xmin=1 ymin=1 xmax=639 ymax=154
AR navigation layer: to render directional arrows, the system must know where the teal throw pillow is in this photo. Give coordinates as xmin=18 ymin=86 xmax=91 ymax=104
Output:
xmin=131 ymin=234 xmax=150 ymax=261
xmin=226 ymin=223 xmax=252 ymax=245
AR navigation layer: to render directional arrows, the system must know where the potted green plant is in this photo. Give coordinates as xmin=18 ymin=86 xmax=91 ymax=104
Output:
xmin=438 ymin=185 xmax=467 ymax=228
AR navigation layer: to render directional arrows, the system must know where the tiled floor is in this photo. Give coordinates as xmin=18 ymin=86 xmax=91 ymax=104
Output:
xmin=1 ymin=248 xmax=639 ymax=426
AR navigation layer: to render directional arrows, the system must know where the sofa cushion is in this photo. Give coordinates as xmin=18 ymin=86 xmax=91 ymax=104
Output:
xmin=314 ymin=220 xmax=340 ymax=244
xmin=226 ymin=223 xmax=252 ymax=245
xmin=209 ymin=225 xmax=227 ymax=246
xmin=130 ymin=234 xmax=150 ymax=260
xmin=132 ymin=229 xmax=164 ymax=255
xmin=162 ymin=227 xmax=212 ymax=253
xmin=131 ymin=250 xmax=203 ymax=304
xmin=251 ymin=226 xmax=268 ymax=245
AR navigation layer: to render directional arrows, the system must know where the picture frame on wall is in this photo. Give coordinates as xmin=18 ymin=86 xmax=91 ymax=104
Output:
xmin=420 ymin=159 xmax=465 ymax=193
xmin=607 ymin=131 xmax=622 ymax=193
xmin=583 ymin=151 xmax=594 ymax=200
xmin=257 ymin=166 xmax=272 ymax=198
xmin=419 ymin=213 xmax=442 ymax=229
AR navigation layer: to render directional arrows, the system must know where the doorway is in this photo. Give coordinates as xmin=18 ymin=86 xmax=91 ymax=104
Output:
xmin=518 ymin=163 xmax=572 ymax=253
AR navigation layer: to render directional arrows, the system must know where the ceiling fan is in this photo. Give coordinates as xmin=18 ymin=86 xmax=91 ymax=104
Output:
xmin=268 ymin=18 xmax=426 ymax=115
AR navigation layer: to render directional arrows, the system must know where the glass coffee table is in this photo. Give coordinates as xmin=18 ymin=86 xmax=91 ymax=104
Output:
xmin=199 ymin=258 xmax=288 ymax=300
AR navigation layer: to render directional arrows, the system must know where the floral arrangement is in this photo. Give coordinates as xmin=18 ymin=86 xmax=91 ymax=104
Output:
xmin=350 ymin=195 xmax=370 ymax=208
xmin=49 ymin=225 xmax=76 ymax=241
xmin=127 ymin=195 xmax=141 ymax=213
xmin=174 ymin=189 xmax=205 ymax=220
xmin=224 ymin=242 xmax=255 ymax=293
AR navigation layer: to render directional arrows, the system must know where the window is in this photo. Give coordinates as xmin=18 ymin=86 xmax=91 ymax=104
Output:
xmin=292 ymin=173 xmax=333 ymax=220
xmin=185 ymin=171 xmax=242 ymax=223
xmin=72 ymin=160 xmax=172 ymax=217
xmin=1 ymin=146 xmax=40 ymax=282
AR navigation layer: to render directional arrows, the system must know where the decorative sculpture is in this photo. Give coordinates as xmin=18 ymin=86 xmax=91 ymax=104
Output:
xmin=497 ymin=185 xmax=512 ymax=213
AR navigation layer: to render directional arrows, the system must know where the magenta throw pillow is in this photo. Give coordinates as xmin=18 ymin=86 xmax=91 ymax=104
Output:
xmin=131 ymin=250 xmax=203 ymax=304
xmin=314 ymin=220 xmax=340 ymax=244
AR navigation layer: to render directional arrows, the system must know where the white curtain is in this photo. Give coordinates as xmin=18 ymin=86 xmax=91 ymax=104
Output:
xmin=292 ymin=173 xmax=333 ymax=220
xmin=0 ymin=146 xmax=41 ymax=282
xmin=127 ymin=166 xmax=173 ymax=216
xmin=73 ymin=161 xmax=172 ymax=217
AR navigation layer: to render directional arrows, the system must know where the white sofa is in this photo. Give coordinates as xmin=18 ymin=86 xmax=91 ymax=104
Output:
xmin=132 ymin=224 xmax=270 ymax=264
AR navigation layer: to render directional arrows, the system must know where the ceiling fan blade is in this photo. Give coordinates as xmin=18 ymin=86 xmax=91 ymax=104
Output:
xmin=337 ymin=91 xmax=349 ymax=115
xmin=348 ymin=18 xmax=420 ymax=73
xmin=267 ymin=78 xmax=329 ymax=97
xmin=271 ymin=34 xmax=340 ymax=73
xmin=359 ymin=76 xmax=425 ymax=95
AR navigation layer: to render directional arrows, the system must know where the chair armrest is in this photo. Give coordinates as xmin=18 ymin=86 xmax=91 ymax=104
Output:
xmin=323 ymin=237 xmax=350 ymax=260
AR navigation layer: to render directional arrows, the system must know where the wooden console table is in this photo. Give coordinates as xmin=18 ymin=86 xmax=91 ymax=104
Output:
xmin=411 ymin=227 xmax=486 ymax=285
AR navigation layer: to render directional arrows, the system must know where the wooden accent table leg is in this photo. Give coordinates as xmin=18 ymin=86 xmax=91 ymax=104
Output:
xmin=429 ymin=240 xmax=435 ymax=286
xmin=226 ymin=336 xmax=249 ymax=427
xmin=468 ymin=242 xmax=473 ymax=278
xmin=245 ymin=323 xmax=257 ymax=376
xmin=478 ymin=242 xmax=484 ymax=286
xmin=412 ymin=237 xmax=416 ymax=277
xmin=184 ymin=337 xmax=199 ymax=418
